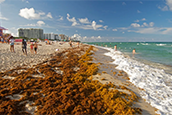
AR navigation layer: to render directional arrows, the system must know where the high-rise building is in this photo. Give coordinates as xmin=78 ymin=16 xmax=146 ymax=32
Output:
xmin=44 ymin=33 xmax=60 ymax=40
xmin=18 ymin=28 xmax=44 ymax=39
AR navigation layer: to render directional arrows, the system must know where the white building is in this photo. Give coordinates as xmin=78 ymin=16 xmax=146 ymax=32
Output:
xmin=18 ymin=28 xmax=44 ymax=39
xmin=44 ymin=33 xmax=60 ymax=40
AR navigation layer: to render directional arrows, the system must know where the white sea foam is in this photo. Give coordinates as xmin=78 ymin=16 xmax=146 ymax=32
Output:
xmin=95 ymin=45 xmax=172 ymax=115
xmin=156 ymin=44 xmax=166 ymax=46
xmin=141 ymin=43 xmax=149 ymax=45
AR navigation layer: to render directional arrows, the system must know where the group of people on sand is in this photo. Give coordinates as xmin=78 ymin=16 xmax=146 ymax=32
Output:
xmin=8 ymin=36 xmax=38 ymax=55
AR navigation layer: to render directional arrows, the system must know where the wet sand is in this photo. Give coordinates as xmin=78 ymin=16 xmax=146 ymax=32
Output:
xmin=92 ymin=48 xmax=156 ymax=115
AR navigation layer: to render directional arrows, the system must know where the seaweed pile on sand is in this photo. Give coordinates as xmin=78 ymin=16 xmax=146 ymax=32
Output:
xmin=0 ymin=45 xmax=142 ymax=115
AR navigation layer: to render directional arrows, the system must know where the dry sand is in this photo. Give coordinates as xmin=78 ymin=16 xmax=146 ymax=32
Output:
xmin=0 ymin=41 xmax=78 ymax=72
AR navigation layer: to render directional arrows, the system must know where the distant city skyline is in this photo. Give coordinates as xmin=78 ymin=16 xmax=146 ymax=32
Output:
xmin=1 ymin=0 xmax=172 ymax=42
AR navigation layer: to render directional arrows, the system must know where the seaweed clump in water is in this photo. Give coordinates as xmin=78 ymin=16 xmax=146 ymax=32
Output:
xmin=0 ymin=45 xmax=141 ymax=115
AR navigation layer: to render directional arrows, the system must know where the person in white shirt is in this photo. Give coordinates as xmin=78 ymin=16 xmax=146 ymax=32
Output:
xmin=9 ymin=36 xmax=15 ymax=52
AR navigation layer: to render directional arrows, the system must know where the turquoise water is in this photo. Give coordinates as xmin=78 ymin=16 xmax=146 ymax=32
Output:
xmin=86 ymin=42 xmax=172 ymax=67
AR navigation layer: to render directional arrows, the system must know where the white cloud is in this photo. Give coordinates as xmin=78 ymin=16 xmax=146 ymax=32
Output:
xmin=72 ymin=22 xmax=79 ymax=26
xmin=97 ymin=36 xmax=101 ymax=39
xmin=112 ymin=29 xmax=117 ymax=31
xmin=71 ymin=34 xmax=82 ymax=40
xmin=122 ymin=32 xmax=125 ymax=34
xmin=142 ymin=22 xmax=148 ymax=27
xmin=67 ymin=13 xmax=79 ymax=26
xmin=37 ymin=21 xmax=45 ymax=26
xmin=128 ymin=27 xmax=172 ymax=35
xmin=92 ymin=21 xmax=97 ymax=30
xmin=137 ymin=10 xmax=141 ymax=13
xmin=122 ymin=2 xmax=126 ymax=5
xmin=99 ymin=20 xmax=103 ymax=23
xmin=134 ymin=18 xmax=146 ymax=22
xmin=149 ymin=22 xmax=154 ymax=27
xmin=131 ymin=23 xmax=141 ymax=27
xmin=58 ymin=15 xmax=63 ymax=21
xmin=67 ymin=13 xmax=76 ymax=22
xmin=66 ymin=13 xmax=104 ymax=30
xmin=158 ymin=6 xmax=168 ymax=11
xmin=103 ymin=26 xmax=108 ymax=30
xmin=83 ymin=36 xmax=87 ymax=40
xmin=79 ymin=18 xmax=90 ymax=24
xmin=142 ymin=18 xmax=146 ymax=21
xmin=22 ymin=0 xmax=29 ymax=3
xmin=4 ymin=27 xmax=18 ymax=37
xmin=166 ymin=0 xmax=172 ymax=11
xmin=140 ymin=1 xmax=143 ymax=4
xmin=0 ymin=0 xmax=5 ymax=4
xmin=135 ymin=20 xmax=140 ymax=22
xmin=129 ymin=28 xmax=161 ymax=34
xmin=23 ymin=21 xmax=45 ymax=27
xmin=0 ymin=12 xmax=8 ymax=20
xmin=19 ymin=8 xmax=52 ymax=20
xmin=90 ymin=36 xmax=102 ymax=40
xmin=46 ymin=12 xmax=53 ymax=19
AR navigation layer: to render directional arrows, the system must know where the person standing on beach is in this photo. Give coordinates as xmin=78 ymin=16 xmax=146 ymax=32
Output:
xmin=22 ymin=39 xmax=27 ymax=55
xmin=133 ymin=48 xmax=136 ymax=56
xmin=9 ymin=36 xmax=15 ymax=52
xmin=77 ymin=42 xmax=80 ymax=48
xmin=69 ymin=41 xmax=72 ymax=47
xmin=34 ymin=42 xmax=38 ymax=54
xmin=114 ymin=45 xmax=117 ymax=51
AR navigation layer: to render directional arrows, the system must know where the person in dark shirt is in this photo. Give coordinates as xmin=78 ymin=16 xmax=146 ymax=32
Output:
xmin=22 ymin=39 xmax=27 ymax=55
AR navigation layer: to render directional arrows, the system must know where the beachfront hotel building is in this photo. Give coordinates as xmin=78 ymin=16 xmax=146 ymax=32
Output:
xmin=18 ymin=28 xmax=44 ymax=39
xmin=44 ymin=33 xmax=60 ymax=40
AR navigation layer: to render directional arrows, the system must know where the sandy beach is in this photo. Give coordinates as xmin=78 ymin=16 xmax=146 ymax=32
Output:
xmin=0 ymin=41 xmax=76 ymax=72
xmin=0 ymin=43 xmax=157 ymax=114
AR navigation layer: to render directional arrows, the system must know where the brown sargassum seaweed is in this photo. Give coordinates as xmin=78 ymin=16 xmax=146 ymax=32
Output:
xmin=0 ymin=45 xmax=142 ymax=115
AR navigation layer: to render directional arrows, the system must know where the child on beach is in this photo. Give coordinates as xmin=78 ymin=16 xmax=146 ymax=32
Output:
xmin=30 ymin=43 xmax=34 ymax=54
xmin=9 ymin=36 xmax=15 ymax=52
xmin=22 ymin=39 xmax=27 ymax=55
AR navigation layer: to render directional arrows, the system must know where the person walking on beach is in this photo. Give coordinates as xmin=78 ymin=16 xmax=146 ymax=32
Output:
xmin=22 ymin=39 xmax=27 ymax=55
xmin=9 ymin=36 xmax=15 ymax=52
xmin=34 ymin=42 xmax=38 ymax=54
xmin=30 ymin=42 xmax=34 ymax=54
xmin=69 ymin=41 xmax=72 ymax=47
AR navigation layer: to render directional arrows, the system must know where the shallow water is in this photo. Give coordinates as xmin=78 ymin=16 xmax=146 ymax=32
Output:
xmin=86 ymin=42 xmax=172 ymax=75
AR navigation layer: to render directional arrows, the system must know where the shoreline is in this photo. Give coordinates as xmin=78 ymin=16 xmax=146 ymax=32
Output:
xmin=95 ymin=45 xmax=172 ymax=115
xmin=92 ymin=47 xmax=156 ymax=115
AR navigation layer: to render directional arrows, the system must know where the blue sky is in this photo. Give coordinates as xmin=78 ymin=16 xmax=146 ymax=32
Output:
xmin=0 ymin=0 xmax=172 ymax=42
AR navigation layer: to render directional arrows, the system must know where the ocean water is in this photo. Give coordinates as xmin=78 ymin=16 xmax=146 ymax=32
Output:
xmin=85 ymin=42 xmax=172 ymax=115
xmin=86 ymin=42 xmax=172 ymax=74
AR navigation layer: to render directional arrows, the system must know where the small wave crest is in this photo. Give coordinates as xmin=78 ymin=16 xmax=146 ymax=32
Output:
xmin=141 ymin=43 xmax=149 ymax=45
xmin=156 ymin=44 xmax=166 ymax=46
